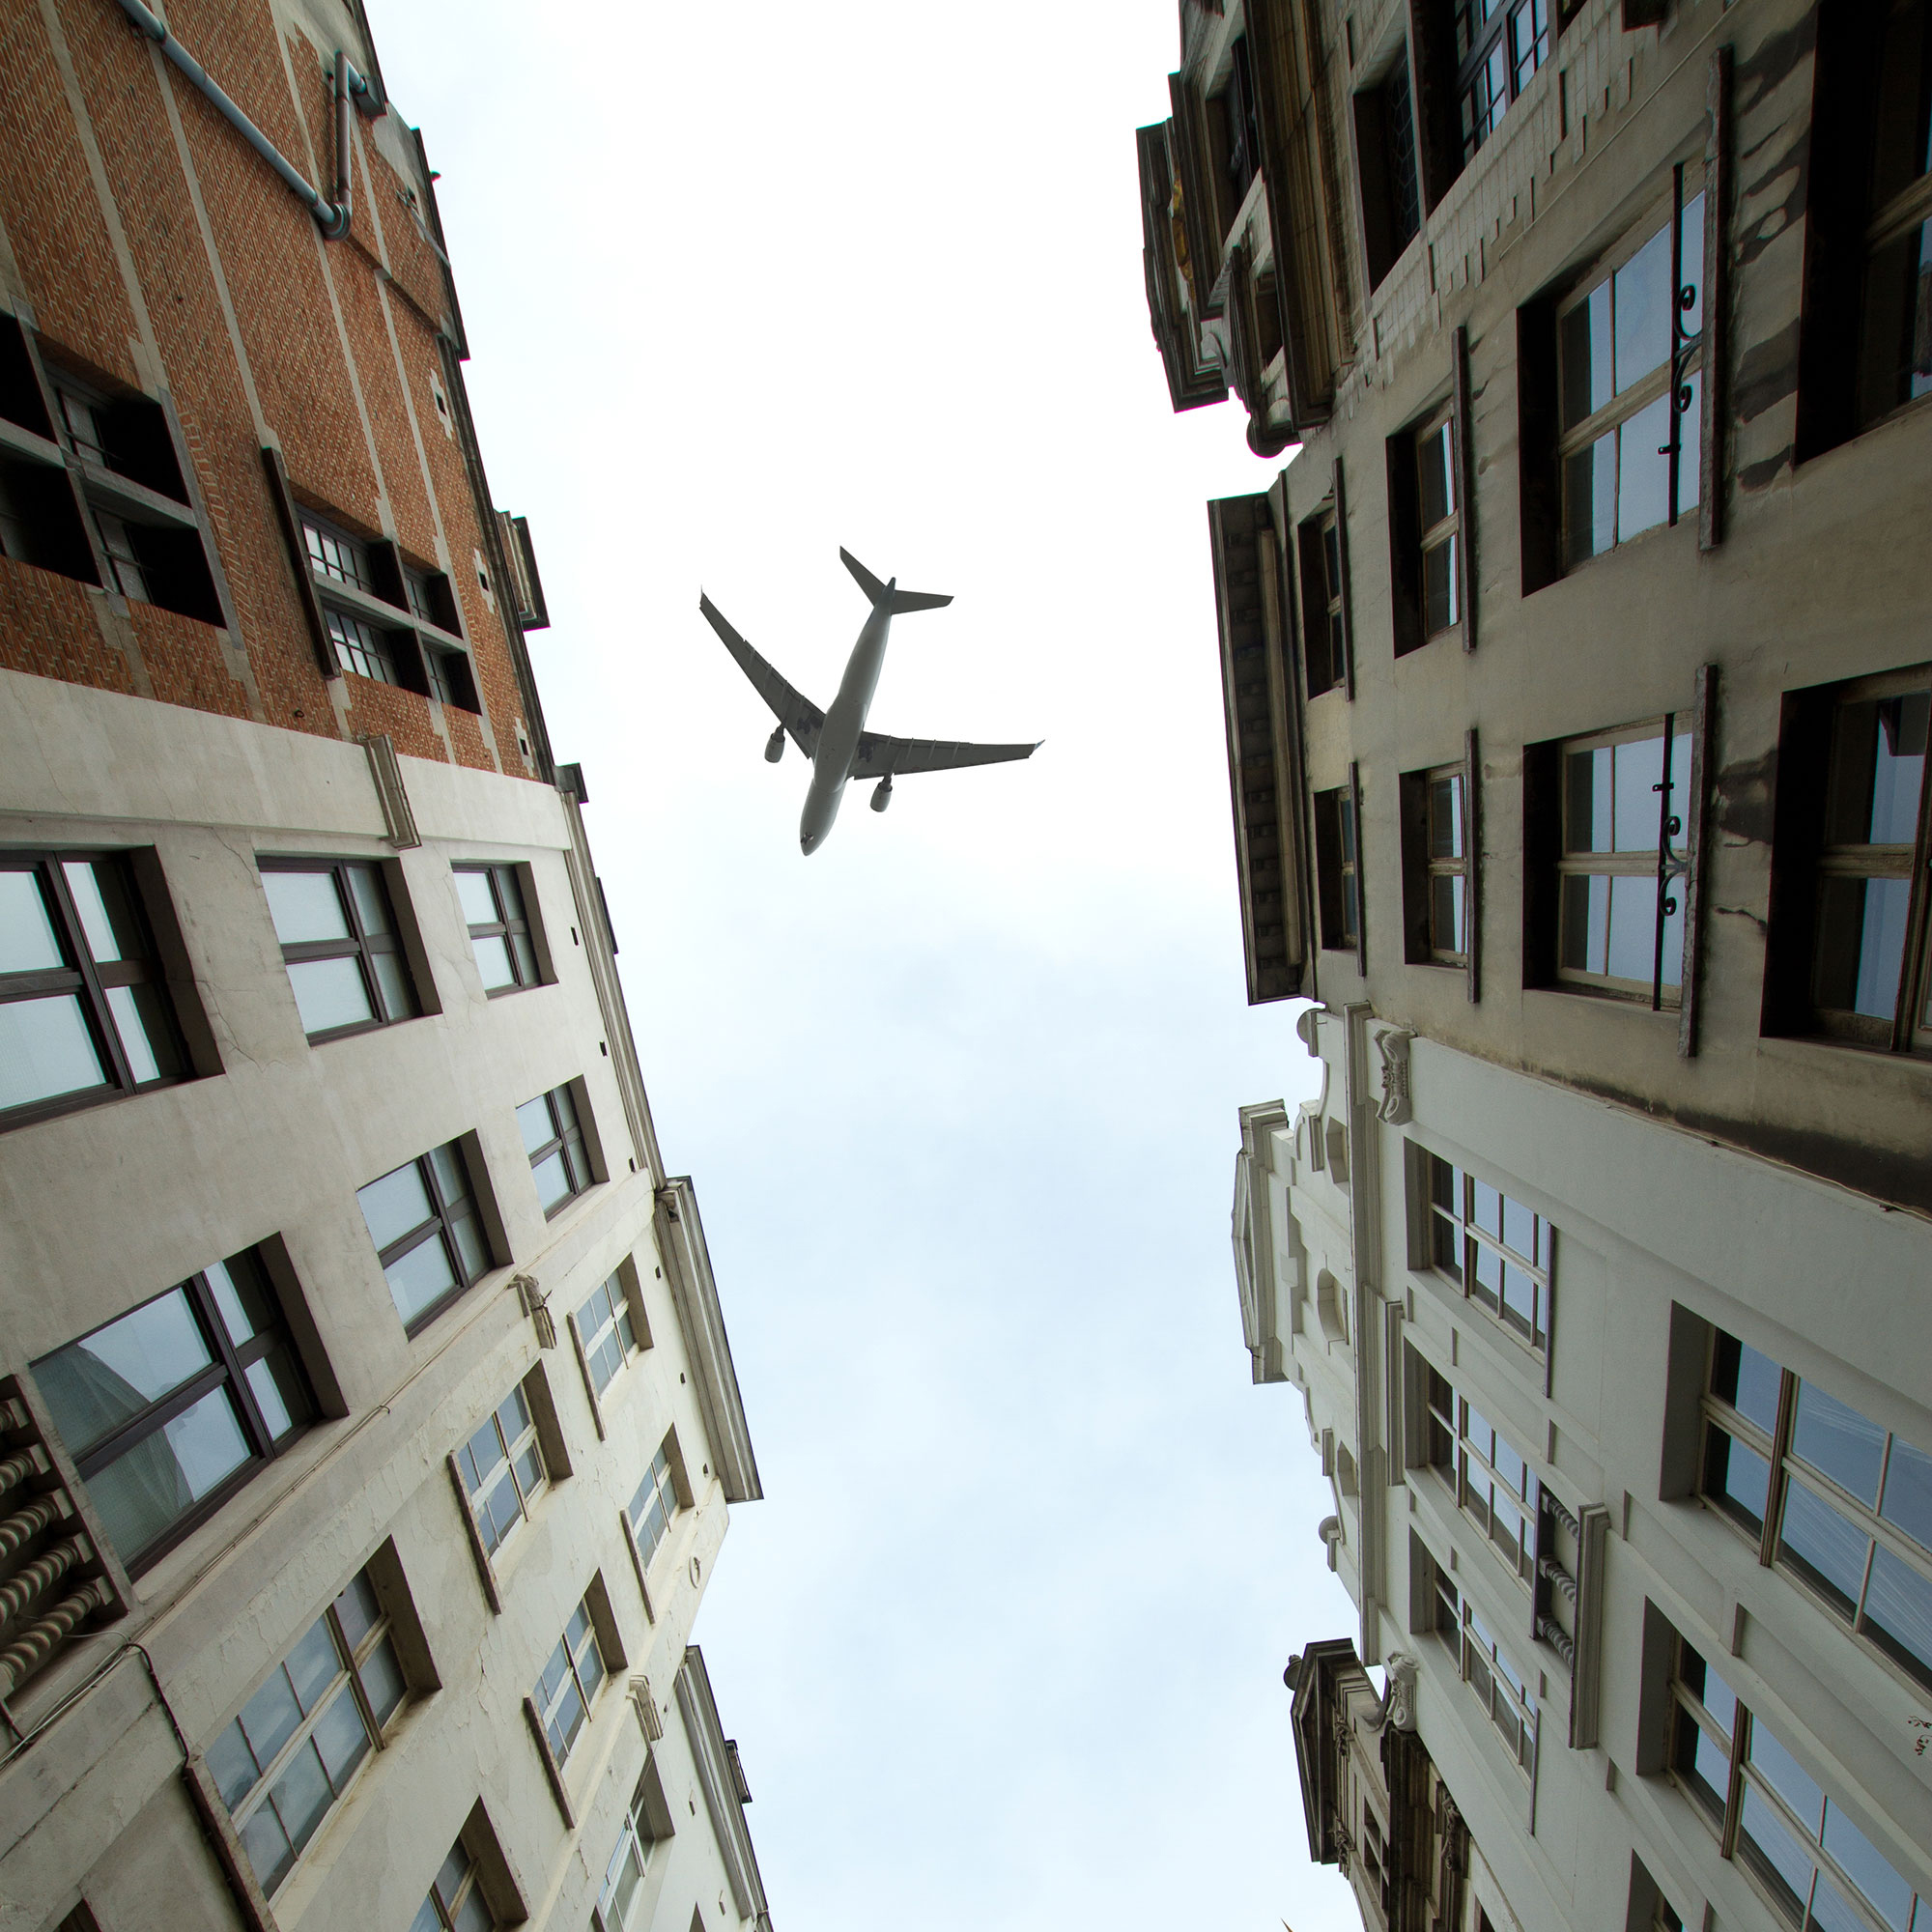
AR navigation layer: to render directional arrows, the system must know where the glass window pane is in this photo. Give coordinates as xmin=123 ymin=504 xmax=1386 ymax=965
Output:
xmin=1676 ymin=367 xmax=1702 ymax=520
xmin=310 ymin=1683 xmax=371 ymax=1789
xmin=1614 ymin=223 xmax=1673 ymax=393
xmin=1430 ymin=776 xmax=1464 ymax=858
xmin=428 ymin=1142 xmax=472 ymax=1214
xmin=1419 ymin=423 xmax=1454 ymax=526
xmin=243 ymin=1350 xmax=308 ymax=1439
xmin=1779 ymin=1479 xmax=1871 ymax=1615
xmin=0 ymin=867 xmax=66 ymax=972
xmin=281 ymin=1615 xmax=341 ymax=1716
xmin=269 ymin=1738 xmax=335 ymax=1858
xmin=1749 ymin=1722 xmax=1826 ymax=1831
xmin=1566 ymin=746 xmax=1614 ymax=854
xmin=1431 ymin=872 xmax=1464 ymax=953
xmin=1881 ymin=1437 xmax=1932 ymax=1553
xmin=262 ymin=869 xmax=352 ymax=946
xmin=370 ymin=948 xmax=413 ymax=1024
xmin=1616 ymin=393 xmax=1672 ymax=542
xmin=1825 ymin=696 xmax=1930 ymax=847
xmin=334 ymin=1572 xmax=381 ymax=1653
xmin=1862 ymin=1541 xmax=1932 ymax=1687
xmin=409 ymin=1896 xmax=442 ymax=1932
xmin=1791 ymin=1382 xmax=1886 ymax=1504
xmin=287 ymin=955 xmax=376 ymax=1037
xmin=344 ymin=865 xmax=391 ymax=937
xmin=86 ymin=1384 xmax=253 ymax=1560
xmin=1813 ymin=875 xmax=1913 ymax=1020
xmin=237 ymin=1664 xmax=305 ymax=1769
xmin=1423 ymin=537 xmax=1458 ymax=633
xmin=1561 ymin=283 xmax=1613 ymax=426
xmin=517 ymin=1095 xmax=554 ymax=1156
xmin=1606 ymin=873 xmax=1659 ymax=983
xmin=240 ymin=1796 xmax=297 ymax=1892
xmin=102 ymin=983 xmax=166 ymax=1084
xmin=356 ymin=1634 xmax=407 ymax=1725
xmin=449 ymin=1208 xmax=489 ymax=1283
xmin=1470 ymin=1179 xmax=1501 ymax=1237
xmin=1739 ymin=1782 xmax=1816 ymax=1919
xmin=384 ymin=1234 xmax=459 ymax=1325
xmin=1564 ymin=432 xmax=1617 ymax=567
xmin=510 ymin=934 xmax=538 ymax=985
xmin=493 ymin=867 xmax=526 ymax=923
xmin=1613 ymin=736 xmax=1665 ymax=852
xmin=61 ymin=861 xmax=139 ymax=963
xmin=1500 ymin=1194 xmax=1533 ymax=1260
xmin=454 ymin=869 xmax=498 ymax=927
xmin=1821 ymin=1802 xmax=1916 ymax=1930
xmin=37 ymin=1287 xmax=213 ymax=1452
xmin=1705 ymin=1425 xmax=1772 ymax=1532
xmin=471 ymin=932 xmax=515 ymax=991
xmin=1713 ymin=1334 xmax=1783 ymax=1433
xmin=0 ymin=991 xmax=108 ymax=1110
xmin=359 ymin=1162 xmax=436 ymax=1253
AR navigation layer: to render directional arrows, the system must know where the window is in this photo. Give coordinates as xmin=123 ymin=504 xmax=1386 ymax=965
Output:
xmin=1425 ymin=1367 xmax=1539 ymax=1584
xmin=518 ymin=1085 xmax=591 ymax=1217
xmin=1670 ymin=1632 xmax=1924 ymax=1931
xmin=204 ymin=1566 xmax=409 ymax=1895
xmin=1209 ymin=36 xmax=1264 ymax=234
xmin=1556 ymin=183 xmax=1705 ymax=568
xmin=1772 ymin=673 xmax=1932 ymax=1050
xmin=1454 ymin=0 xmax=1549 ymax=164
xmin=1551 ymin=719 xmax=1692 ymax=1005
xmin=411 ymin=1838 xmax=496 ymax=1932
xmin=1421 ymin=1149 xmax=1550 ymax=1350
xmin=32 ymin=1249 xmax=313 ymax=1572
xmin=1432 ymin=1563 xmax=1537 ymax=1768
xmin=1415 ymin=404 xmax=1461 ymax=640
xmin=456 ymin=1382 xmax=548 ymax=1557
xmin=1403 ymin=764 xmax=1468 ymax=963
xmin=533 ymin=1591 xmax=608 ymax=1771
xmin=597 ymin=1764 xmax=671 ymax=1932
xmin=1313 ymin=783 xmax=1361 ymax=952
xmin=260 ymin=859 xmax=417 ymax=1041
xmin=575 ymin=1275 xmax=639 ymax=1398
xmin=325 ymin=607 xmax=399 ymax=686
xmin=1353 ymin=47 xmax=1421 ymax=291
xmin=1701 ymin=1326 xmax=1932 ymax=1690
xmin=1856 ymin=2 xmax=1932 ymax=428
xmin=357 ymin=1142 xmax=492 ymax=1330
xmin=454 ymin=865 xmax=540 ymax=994
xmin=627 ymin=1440 xmax=682 ymax=1572
xmin=1 ymin=851 xmax=187 ymax=1126
xmin=303 ymin=515 xmax=375 ymax=592
xmin=1297 ymin=508 xmax=1349 ymax=698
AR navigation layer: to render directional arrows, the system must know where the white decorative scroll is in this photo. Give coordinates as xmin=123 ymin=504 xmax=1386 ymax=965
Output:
xmin=1375 ymin=1027 xmax=1415 ymax=1125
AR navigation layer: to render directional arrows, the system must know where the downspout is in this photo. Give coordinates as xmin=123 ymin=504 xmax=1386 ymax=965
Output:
xmin=112 ymin=0 xmax=379 ymax=241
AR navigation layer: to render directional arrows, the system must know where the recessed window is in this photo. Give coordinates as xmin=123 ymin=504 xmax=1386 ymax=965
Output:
xmin=1701 ymin=1326 xmax=1932 ymax=1690
xmin=457 ymin=1382 xmax=548 ymax=1557
xmin=518 ymin=1085 xmax=590 ymax=1217
xmin=1426 ymin=1366 xmax=1539 ymax=1585
xmin=357 ymin=1142 xmax=492 ymax=1330
xmin=1353 ymin=47 xmax=1421 ymax=291
xmin=303 ymin=515 xmax=375 ymax=592
xmin=598 ymin=1762 xmax=672 ymax=1932
xmin=534 ymin=1591 xmax=608 ymax=1772
xmin=1297 ymin=509 xmax=1349 ymax=698
xmin=1208 ymin=36 xmax=1264 ymax=235
xmin=1419 ymin=1148 xmax=1550 ymax=1350
xmin=627 ymin=1439 xmax=682 ymax=1572
xmin=1312 ymin=784 xmax=1361 ymax=952
xmin=411 ymin=1837 xmax=497 ymax=1932
xmin=1668 ymin=1627 xmax=1924 ymax=1930
xmin=1556 ymin=185 xmax=1705 ymax=568
xmin=1 ymin=851 xmax=188 ymax=1127
xmin=260 ymin=859 xmax=417 ymax=1041
xmin=1550 ymin=719 xmax=1692 ymax=1005
xmin=32 ymin=1248 xmax=314 ymax=1572
xmin=1769 ymin=672 xmax=1931 ymax=1050
xmin=1402 ymin=764 xmax=1468 ymax=964
xmin=1431 ymin=1561 xmax=1536 ymax=1769
xmin=204 ymin=1565 xmax=409 ymax=1895
xmin=325 ymin=607 xmax=399 ymax=685
xmin=1856 ymin=3 xmax=1932 ymax=427
xmin=454 ymin=865 xmax=540 ymax=994
xmin=574 ymin=1274 xmax=639 ymax=1398
xmin=1416 ymin=406 xmax=1461 ymax=639
xmin=1454 ymin=0 xmax=1549 ymax=164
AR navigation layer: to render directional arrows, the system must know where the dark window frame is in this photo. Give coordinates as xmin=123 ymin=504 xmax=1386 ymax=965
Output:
xmin=1453 ymin=0 xmax=1551 ymax=166
xmin=1420 ymin=1146 xmax=1553 ymax=1354
xmin=258 ymin=856 xmax=419 ymax=1044
xmin=1312 ymin=782 xmax=1362 ymax=955
xmin=359 ymin=1142 xmax=493 ymax=1336
xmin=1297 ymin=497 xmax=1351 ymax=700
xmin=1401 ymin=760 xmax=1471 ymax=966
xmin=455 ymin=863 xmax=543 ymax=996
xmin=1 ymin=848 xmax=189 ymax=1131
xmin=1353 ymin=43 xmax=1423 ymax=292
xmin=31 ymin=1250 xmax=315 ymax=1576
xmin=519 ymin=1084 xmax=591 ymax=1219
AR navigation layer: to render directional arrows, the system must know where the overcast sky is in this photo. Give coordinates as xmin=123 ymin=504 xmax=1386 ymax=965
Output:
xmin=376 ymin=4 xmax=1359 ymax=1925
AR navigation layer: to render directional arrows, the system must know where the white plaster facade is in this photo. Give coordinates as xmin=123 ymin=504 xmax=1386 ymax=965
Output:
xmin=0 ymin=668 xmax=770 ymax=1932
xmin=1236 ymin=1004 xmax=1932 ymax=1932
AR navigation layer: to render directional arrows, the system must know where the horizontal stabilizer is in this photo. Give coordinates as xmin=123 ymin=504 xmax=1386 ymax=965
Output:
xmin=839 ymin=546 xmax=952 ymax=614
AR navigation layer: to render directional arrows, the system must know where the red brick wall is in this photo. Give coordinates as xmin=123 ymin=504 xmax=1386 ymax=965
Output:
xmin=0 ymin=0 xmax=541 ymax=779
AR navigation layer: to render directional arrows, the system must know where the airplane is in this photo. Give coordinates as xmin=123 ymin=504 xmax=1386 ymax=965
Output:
xmin=698 ymin=548 xmax=1042 ymax=855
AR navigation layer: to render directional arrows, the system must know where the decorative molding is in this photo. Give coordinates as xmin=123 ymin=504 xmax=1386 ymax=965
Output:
xmin=1382 ymin=1651 xmax=1420 ymax=1732
xmin=1319 ymin=1514 xmax=1342 ymax=1571
xmin=1374 ymin=1027 xmax=1414 ymax=1124
xmin=1296 ymin=1005 xmax=1323 ymax=1058
xmin=675 ymin=1648 xmax=769 ymax=1925
xmin=357 ymin=731 xmax=420 ymax=850
xmin=629 ymin=1672 xmax=663 ymax=1743
xmin=510 ymin=1272 xmax=554 ymax=1350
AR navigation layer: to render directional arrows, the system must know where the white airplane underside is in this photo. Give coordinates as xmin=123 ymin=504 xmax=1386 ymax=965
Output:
xmin=698 ymin=548 xmax=1041 ymax=854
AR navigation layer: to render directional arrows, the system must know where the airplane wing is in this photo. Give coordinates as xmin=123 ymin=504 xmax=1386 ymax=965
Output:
xmin=849 ymin=731 xmax=1042 ymax=781
xmin=698 ymin=592 xmax=824 ymax=758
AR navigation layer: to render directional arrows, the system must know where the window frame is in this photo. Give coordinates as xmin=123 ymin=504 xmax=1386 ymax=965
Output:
xmin=1420 ymin=1148 xmax=1553 ymax=1354
xmin=1554 ymin=171 xmax=1707 ymax=571
xmin=1403 ymin=761 xmax=1471 ymax=966
xmin=1699 ymin=1326 xmax=1932 ymax=1694
xmin=533 ymin=1590 xmax=610 ymax=1774
xmin=31 ymin=1249 xmax=315 ymax=1575
xmin=1297 ymin=493 xmax=1352 ymax=701
xmin=454 ymin=863 xmax=543 ymax=996
xmin=627 ymin=1439 xmax=683 ymax=1577
xmin=1668 ymin=1631 xmax=1925 ymax=1932
xmin=1430 ymin=1557 xmax=1538 ymax=1773
xmin=1453 ymin=0 xmax=1551 ymax=166
xmin=258 ymin=856 xmax=419 ymax=1044
xmin=358 ymin=1142 xmax=493 ymax=1335
xmin=1353 ymin=44 xmax=1422 ymax=292
xmin=205 ymin=1566 xmax=411 ymax=1898
xmin=518 ymin=1084 xmax=592 ymax=1219
xmin=456 ymin=1380 xmax=550 ymax=1561
xmin=412 ymin=1837 xmax=497 ymax=1932
xmin=1 ymin=848 xmax=190 ymax=1130
xmin=1313 ymin=779 xmax=1363 ymax=958
xmin=595 ymin=1760 xmax=673 ymax=1932
xmin=1414 ymin=399 xmax=1463 ymax=643
xmin=574 ymin=1273 xmax=640 ymax=1401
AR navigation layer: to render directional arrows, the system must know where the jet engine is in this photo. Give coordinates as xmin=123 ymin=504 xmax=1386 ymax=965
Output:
xmin=764 ymin=725 xmax=785 ymax=763
xmin=869 ymin=776 xmax=893 ymax=813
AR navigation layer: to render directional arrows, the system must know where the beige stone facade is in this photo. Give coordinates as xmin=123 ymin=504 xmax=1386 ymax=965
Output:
xmin=1236 ymin=1008 xmax=1932 ymax=1932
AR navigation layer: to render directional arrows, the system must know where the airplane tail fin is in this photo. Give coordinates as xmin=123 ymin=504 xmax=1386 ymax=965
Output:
xmin=839 ymin=547 xmax=952 ymax=614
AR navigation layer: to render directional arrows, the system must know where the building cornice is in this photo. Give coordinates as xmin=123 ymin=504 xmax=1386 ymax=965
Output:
xmin=675 ymin=1646 xmax=773 ymax=1932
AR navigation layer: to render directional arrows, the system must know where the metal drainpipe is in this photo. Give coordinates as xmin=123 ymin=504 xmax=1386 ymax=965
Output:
xmin=112 ymin=0 xmax=378 ymax=241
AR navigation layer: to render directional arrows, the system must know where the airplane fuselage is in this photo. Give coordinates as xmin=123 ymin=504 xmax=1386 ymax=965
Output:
xmin=799 ymin=588 xmax=895 ymax=854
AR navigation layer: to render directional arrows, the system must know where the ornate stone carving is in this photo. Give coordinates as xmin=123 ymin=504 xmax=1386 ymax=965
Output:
xmin=1332 ymin=1709 xmax=1353 ymax=1758
xmin=1296 ymin=1005 xmax=1323 ymax=1058
xmin=1374 ymin=1027 xmax=1415 ymax=1124
xmin=1381 ymin=1651 xmax=1420 ymax=1732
